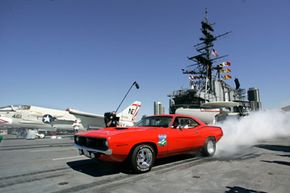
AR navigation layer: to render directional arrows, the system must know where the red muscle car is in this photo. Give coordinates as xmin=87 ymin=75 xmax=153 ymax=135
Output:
xmin=74 ymin=114 xmax=223 ymax=173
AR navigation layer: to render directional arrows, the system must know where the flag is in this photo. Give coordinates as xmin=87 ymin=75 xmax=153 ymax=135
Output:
xmin=222 ymin=68 xmax=231 ymax=73
xmin=224 ymin=61 xmax=231 ymax=66
xmin=211 ymin=49 xmax=219 ymax=57
xmin=220 ymin=61 xmax=231 ymax=67
xmin=189 ymin=75 xmax=195 ymax=81
xmin=223 ymin=75 xmax=232 ymax=80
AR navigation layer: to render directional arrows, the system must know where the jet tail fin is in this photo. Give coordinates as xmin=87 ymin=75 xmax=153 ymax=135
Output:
xmin=117 ymin=101 xmax=141 ymax=127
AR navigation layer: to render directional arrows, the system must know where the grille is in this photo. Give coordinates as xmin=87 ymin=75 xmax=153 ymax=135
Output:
xmin=74 ymin=136 xmax=108 ymax=151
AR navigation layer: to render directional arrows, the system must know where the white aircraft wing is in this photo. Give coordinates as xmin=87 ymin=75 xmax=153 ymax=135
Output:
xmin=67 ymin=108 xmax=105 ymax=129
xmin=67 ymin=101 xmax=142 ymax=129
xmin=67 ymin=109 xmax=103 ymax=118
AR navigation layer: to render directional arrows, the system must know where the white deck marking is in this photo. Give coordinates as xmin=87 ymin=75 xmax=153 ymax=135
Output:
xmin=52 ymin=155 xmax=84 ymax=161
xmin=29 ymin=147 xmax=74 ymax=152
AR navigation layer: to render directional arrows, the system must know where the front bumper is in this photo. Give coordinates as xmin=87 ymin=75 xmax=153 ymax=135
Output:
xmin=75 ymin=144 xmax=112 ymax=155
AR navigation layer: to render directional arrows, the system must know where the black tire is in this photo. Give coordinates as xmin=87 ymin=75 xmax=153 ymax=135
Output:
xmin=130 ymin=144 xmax=155 ymax=173
xmin=201 ymin=138 xmax=216 ymax=157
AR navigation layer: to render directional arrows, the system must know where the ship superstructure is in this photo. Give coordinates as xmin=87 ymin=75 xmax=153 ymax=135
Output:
xmin=168 ymin=11 xmax=260 ymax=123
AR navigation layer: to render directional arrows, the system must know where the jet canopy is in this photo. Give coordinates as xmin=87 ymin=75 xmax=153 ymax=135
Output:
xmin=0 ymin=105 xmax=31 ymax=111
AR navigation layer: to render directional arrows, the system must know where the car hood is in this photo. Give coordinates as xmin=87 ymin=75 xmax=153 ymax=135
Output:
xmin=75 ymin=127 xmax=151 ymax=138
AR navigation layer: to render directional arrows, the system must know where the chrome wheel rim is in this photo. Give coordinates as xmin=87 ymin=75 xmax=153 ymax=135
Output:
xmin=136 ymin=147 xmax=153 ymax=170
xmin=207 ymin=140 xmax=215 ymax=155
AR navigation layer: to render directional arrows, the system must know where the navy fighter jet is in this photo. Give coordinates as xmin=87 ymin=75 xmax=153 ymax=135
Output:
xmin=0 ymin=101 xmax=141 ymax=138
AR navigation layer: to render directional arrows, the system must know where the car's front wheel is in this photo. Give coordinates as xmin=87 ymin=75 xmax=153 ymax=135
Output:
xmin=201 ymin=138 xmax=216 ymax=157
xmin=130 ymin=144 xmax=155 ymax=173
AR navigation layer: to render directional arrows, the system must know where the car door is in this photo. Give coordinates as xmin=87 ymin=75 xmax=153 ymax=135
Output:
xmin=168 ymin=117 xmax=195 ymax=154
xmin=167 ymin=117 xmax=202 ymax=154
xmin=185 ymin=118 xmax=206 ymax=149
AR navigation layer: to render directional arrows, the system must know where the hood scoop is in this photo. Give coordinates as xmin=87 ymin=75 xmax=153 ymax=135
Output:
xmin=115 ymin=127 xmax=128 ymax=130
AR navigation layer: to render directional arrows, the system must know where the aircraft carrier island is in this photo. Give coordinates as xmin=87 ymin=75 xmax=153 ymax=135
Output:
xmin=168 ymin=12 xmax=262 ymax=124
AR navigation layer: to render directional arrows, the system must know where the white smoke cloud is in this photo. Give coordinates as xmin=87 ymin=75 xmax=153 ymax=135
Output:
xmin=215 ymin=109 xmax=290 ymax=158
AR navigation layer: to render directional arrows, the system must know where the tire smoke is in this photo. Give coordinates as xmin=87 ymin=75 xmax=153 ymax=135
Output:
xmin=215 ymin=109 xmax=290 ymax=157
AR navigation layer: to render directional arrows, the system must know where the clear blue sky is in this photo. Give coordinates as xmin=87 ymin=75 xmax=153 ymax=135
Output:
xmin=1 ymin=0 xmax=290 ymax=118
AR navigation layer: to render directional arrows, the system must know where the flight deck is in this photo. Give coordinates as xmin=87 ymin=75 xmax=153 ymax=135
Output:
xmin=0 ymin=136 xmax=290 ymax=193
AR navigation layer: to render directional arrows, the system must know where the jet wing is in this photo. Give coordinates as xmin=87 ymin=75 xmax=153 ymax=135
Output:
xmin=66 ymin=108 xmax=103 ymax=118
xmin=18 ymin=120 xmax=42 ymax=124
xmin=67 ymin=108 xmax=105 ymax=129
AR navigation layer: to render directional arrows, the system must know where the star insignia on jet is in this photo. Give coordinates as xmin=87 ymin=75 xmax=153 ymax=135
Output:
xmin=42 ymin=114 xmax=53 ymax=124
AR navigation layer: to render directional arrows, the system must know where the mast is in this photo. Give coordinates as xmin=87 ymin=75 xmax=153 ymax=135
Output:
xmin=182 ymin=9 xmax=230 ymax=95
xmin=168 ymin=10 xmax=233 ymax=114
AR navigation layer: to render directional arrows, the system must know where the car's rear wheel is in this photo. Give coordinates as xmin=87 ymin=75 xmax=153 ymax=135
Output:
xmin=201 ymin=138 xmax=216 ymax=157
xmin=130 ymin=144 xmax=155 ymax=173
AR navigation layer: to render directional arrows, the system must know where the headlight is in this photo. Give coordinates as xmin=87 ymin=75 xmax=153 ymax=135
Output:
xmin=74 ymin=136 xmax=79 ymax=143
xmin=104 ymin=139 xmax=109 ymax=147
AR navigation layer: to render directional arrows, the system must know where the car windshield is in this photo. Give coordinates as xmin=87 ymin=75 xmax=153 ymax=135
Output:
xmin=136 ymin=116 xmax=172 ymax=127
